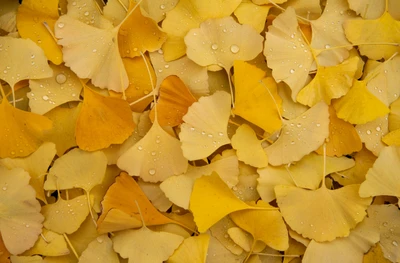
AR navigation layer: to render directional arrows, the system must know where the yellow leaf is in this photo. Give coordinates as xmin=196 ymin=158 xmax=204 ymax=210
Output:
xmin=265 ymin=102 xmax=329 ymax=166
xmin=23 ymin=229 xmax=69 ymax=257
xmin=118 ymin=1 xmax=167 ymax=57
xmin=0 ymin=142 xmax=56 ymax=203
xmin=347 ymin=0 xmax=400 ymax=19
xmin=382 ymin=128 xmax=400 ymax=146
xmin=234 ymin=2 xmax=271 ymax=33
xmin=275 ymin=184 xmax=371 ymax=242
xmin=167 ymin=234 xmax=210 ymax=263
xmin=27 ymin=63 xmax=82 ymax=115
xmin=0 ymin=0 xmax=18 ymax=33
xmin=41 ymin=195 xmax=89 ymax=234
xmin=333 ymin=80 xmax=390 ymax=124
xmin=44 ymin=148 xmax=107 ymax=193
xmin=0 ymin=235 xmax=11 ymax=263
xmin=184 ymin=16 xmax=263 ymax=70
xmin=230 ymin=208 xmax=289 ymax=251
xmin=179 ymin=91 xmax=231 ymax=160
xmin=233 ymin=61 xmax=282 ymax=134
xmin=264 ymin=7 xmax=314 ymax=100
xmin=344 ymin=11 xmax=400 ymax=60
xmin=137 ymin=180 xmax=172 ymax=212
xmin=190 ymin=173 xmax=259 ymax=232
xmin=76 ymin=86 xmax=135 ymax=151
xmin=78 ymin=235 xmax=119 ymax=263
xmin=315 ymin=106 xmax=362 ymax=156
xmin=231 ymin=124 xmax=268 ymax=168
xmin=359 ymin=146 xmax=400 ymax=199
xmin=149 ymin=75 xmax=197 ymax=127
xmin=161 ymin=0 xmax=242 ymax=61
xmin=364 ymin=244 xmax=392 ymax=263
xmin=0 ymin=98 xmax=52 ymax=158
xmin=0 ymin=167 xmax=44 ymax=255
xmin=356 ymin=115 xmax=388 ymax=156
xmin=16 ymin=0 xmax=63 ymax=64
xmin=297 ymin=56 xmax=360 ymax=107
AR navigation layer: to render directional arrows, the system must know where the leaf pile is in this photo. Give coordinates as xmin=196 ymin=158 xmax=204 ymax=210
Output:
xmin=1 ymin=0 xmax=400 ymax=262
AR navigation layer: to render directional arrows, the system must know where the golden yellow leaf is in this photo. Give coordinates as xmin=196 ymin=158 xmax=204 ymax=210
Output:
xmin=16 ymin=0 xmax=63 ymax=64
xmin=76 ymin=86 xmax=135 ymax=151
xmin=118 ymin=1 xmax=167 ymax=57
xmin=179 ymin=91 xmax=231 ymax=160
xmin=347 ymin=0 xmax=400 ymax=19
xmin=167 ymin=234 xmax=210 ymax=263
xmin=297 ymin=56 xmax=360 ymax=107
xmin=315 ymin=106 xmax=362 ymax=156
xmin=0 ymin=98 xmax=52 ymax=158
xmin=0 ymin=167 xmax=44 ymax=255
xmin=23 ymin=229 xmax=69 ymax=257
xmin=333 ymin=80 xmax=390 ymax=124
xmin=356 ymin=115 xmax=388 ymax=156
xmin=233 ymin=60 xmax=282 ymax=134
xmin=0 ymin=235 xmax=11 ymax=263
xmin=344 ymin=10 xmax=400 ymax=60
xmin=149 ymin=75 xmax=197 ymax=127
xmin=78 ymin=235 xmax=119 ymax=263
xmin=364 ymin=244 xmax=392 ymax=263
xmin=234 ymin=2 xmax=271 ymax=33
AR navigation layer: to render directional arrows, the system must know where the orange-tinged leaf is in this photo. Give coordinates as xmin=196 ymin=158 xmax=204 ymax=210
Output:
xmin=316 ymin=106 xmax=362 ymax=156
xmin=97 ymin=172 xmax=190 ymax=233
xmin=150 ymin=75 xmax=197 ymax=126
xmin=233 ymin=61 xmax=282 ymax=134
xmin=16 ymin=0 xmax=63 ymax=64
xmin=333 ymin=80 xmax=390 ymax=124
xmin=0 ymin=235 xmax=11 ymax=263
xmin=0 ymin=98 xmax=52 ymax=158
xmin=76 ymin=86 xmax=135 ymax=151
xmin=344 ymin=11 xmax=400 ymax=60
xmin=118 ymin=1 xmax=167 ymax=57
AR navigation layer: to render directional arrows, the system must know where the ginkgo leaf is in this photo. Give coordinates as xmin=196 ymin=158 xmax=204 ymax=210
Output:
xmin=315 ymin=106 xmax=362 ymax=156
xmin=206 ymin=234 xmax=247 ymax=263
xmin=179 ymin=91 xmax=231 ymax=160
xmin=0 ymin=98 xmax=52 ymax=158
xmin=366 ymin=205 xmax=400 ymax=262
xmin=23 ymin=229 xmax=69 ymax=257
xmin=275 ymin=184 xmax=371 ymax=242
xmin=65 ymin=0 xmax=112 ymax=29
xmin=333 ymin=80 xmax=390 ymax=124
xmin=0 ymin=142 xmax=56 ymax=203
xmin=9 ymin=255 xmax=44 ymax=263
xmin=363 ymin=244 xmax=392 ymax=263
xmin=265 ymin=102 xmax=329 ymax=166
xmin=109 ymin=56 xmax=155 ymax=112
xmin=356 ymin=115 xmax=388 ymax=155
xmin=149 ymin=51 xmax=209 ymax=96
xmin=344 ymin=10 xmax=400 ymax=60
xmin=27 ymin=63 xmax=82 ymax=115
xmin=117 ymin=116 xmax=188 ymax=182
xmin=382 ymin=128 xmax=400 ymax=146
xmin=97 ymin=172 xmax=190 ymax=233
xmin=264 ymin=7 xmax=314 ymax=100
xmin=279 ymin=0 xmax=322 ymax=19
xmin=149 ymin=75 xmax=197 ymax=126
xmin=44 ymin=148 xmax=107 ymax=193
xmin=16 ymin=0 xmax=63 ymax=64
xmin=230 ymin=207 xmax=289 ymax=251
xmin=55 ymin=9 xmax=128 ymax=92
xmin=167 ymin=233 xmax=210 ymax=263
xmin=185 ymin=16 xmax=263 ymax=71
xmin=302 ymin=218 xmax=379 ymax=263
xmin=0 ymin=0 xmax=18 ymax=33
xmin=161 ymin=0 xmax=242 ymax=61
xmin=140 ymin=0 xmax=179 ymax=23
xmin=309 ymin=0 xmax=356 ymax=66
xmin=233 ymin=60 xmax=282 ymax=134
xmin=359 ymin=146 xmax=400 ymax=199
xmin=190 ymin=173 xmax=261 ymax=232
xmin=118 ymin=1 xmax=167 ymax=57
xmin=0 ymin=37 xmax=53 ymax=90
xmin=160 ymin=150 xmax=239 ymax=209
xmin=91 ymin=166 xmax=121 ymax=213
xmin=103 ymin=0 xmax=128 ymax=26
xmin=257 ymin=152 xmax=355 ymax=202
xmin=41 ymin=195 xmax=89 ymax=235
xmin=347 ymin=0 xmax=400 ymax=19
xmin=297 ymin=56 xmax=360 ymax=107
xmin=0 ymin=167 xmax=44 ymax=255
xmin=76 ymin=86 xmax=135 ymax=151
xmin=44 ymin=105 xmax=79 ymax=156
xmin=78 ymin=235 xmax=119 ymax=263
xmin=231 ymin=124 xmax=268 ymax=168
xmin=0 ymin=235 xmax=11 ymax=263
xmin=278 ymin=82 xmax=308 ymax=120
xmin=112 ymin=226 xmax=184 ymax=262
xmin=234 ymin=2 xmax=271 ymax=33
xmin=209 ymin=216 xmax=244 ymax=256
xmin=137 ymin=180 xmax=172 ymax=212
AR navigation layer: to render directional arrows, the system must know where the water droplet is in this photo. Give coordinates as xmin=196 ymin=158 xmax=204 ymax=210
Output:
xmin=316 ymin=123 xmax=321 ymax=127
xmin=289 ymin=69 xmax=295 ymax=74
xmin=218 ymin=132 xmax=224 ymax=136
xmin=56 ymin=73 xmax=67 ymax=84
xmin=230 ymin=44 xmax=240 ymax=54
xmin=207 ymin=134 xmax=213 ymax=138
xmin=84 ymin=11 xmax=89 ymax=16
xmin=232 ymin=186 xmax=238 ymax=191
xmin=160 ymin=4 xmax=166 ymax=9
xmin=290 ymin=33 xmax=295 ymax=38
xmin=382 ymin=222 xmax=388 ymax=227
xmin=366 ymin=130 xmax=371 ymax=135
xmin=57 ymin=22 xmax=65 ymax=28
xmin=72 ymin=1 xmax=76 ymax=6
xmin=2 ymin=186 xmax=7 ymax=191
xmin=148 ymin=169 xmax=156 ymax=175
xmin=376 ymin=126 xmax=381 ymax=132
xmin=290 ymin=141 xmax=295 ymax=144
xmin=164 ymin=64 xmax=170 ymax=69
xmin=190 ymin=127 xmax=195 ymax=131
xmin=31 ymin=54 xmax=35 ymax=59
xmin=25 ymin=224 xmax=29 ymax=228
xmin=325 ymin=44 xmax=331 ymax=49
xmin=42 ymin=95 xmax=49 ymax=101
xmin=392 ymin=241 xmax=398 ymax=247
xmin=151 ymin=151 xmax=156 ymax=156
xmin=137 ymin=146 xmax=143 ymax=151
xmin=211 ymin=43 xmax=218 ymax=50
xmin=92 ymin=49 xmax=97 ymax=53
xmin=296 ymin=123 xmax=302 ymax=128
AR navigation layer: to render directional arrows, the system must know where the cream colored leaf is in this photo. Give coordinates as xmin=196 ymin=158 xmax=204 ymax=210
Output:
xmin=167 ymin=234 xmax=210 ymax=263
xmin=78 ymin=235 xmax=119 ymax=263
xmin=356 ymin=115 xmax=388 ymax=156
xmin=23 ymin=229 xmax=70 ymax=257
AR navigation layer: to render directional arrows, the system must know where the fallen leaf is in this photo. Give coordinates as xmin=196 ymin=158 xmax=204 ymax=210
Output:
xmin=167 ymin=233 xmax=210 ymax=263
xmin=78 ymin=235 xmax=119 ymax=263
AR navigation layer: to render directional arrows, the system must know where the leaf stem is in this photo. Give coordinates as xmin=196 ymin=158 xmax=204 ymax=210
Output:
xmin=63 ymin=233 xmax=79 ymax=259
xmin=86 ymin=191 xmax=98 ymax=228
xmin=116 ymin=0 xmax=143 ymax=29
xmin=268 ymin=0 xmax=312 ymax=23
xmin=254 ymin=252 xmax=300 ymax=258
xmin=322 ymin=143 xmax=326 ymax=188
xmin=140 ymin=51 xmax=157 ymax=121
xmin=117 ymin=0 xmax=129 ymax=11
xmin=224 ymin=67 xmax=235 ymax=108
xmin=258 ymin=80 xmax=283 ymax=123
